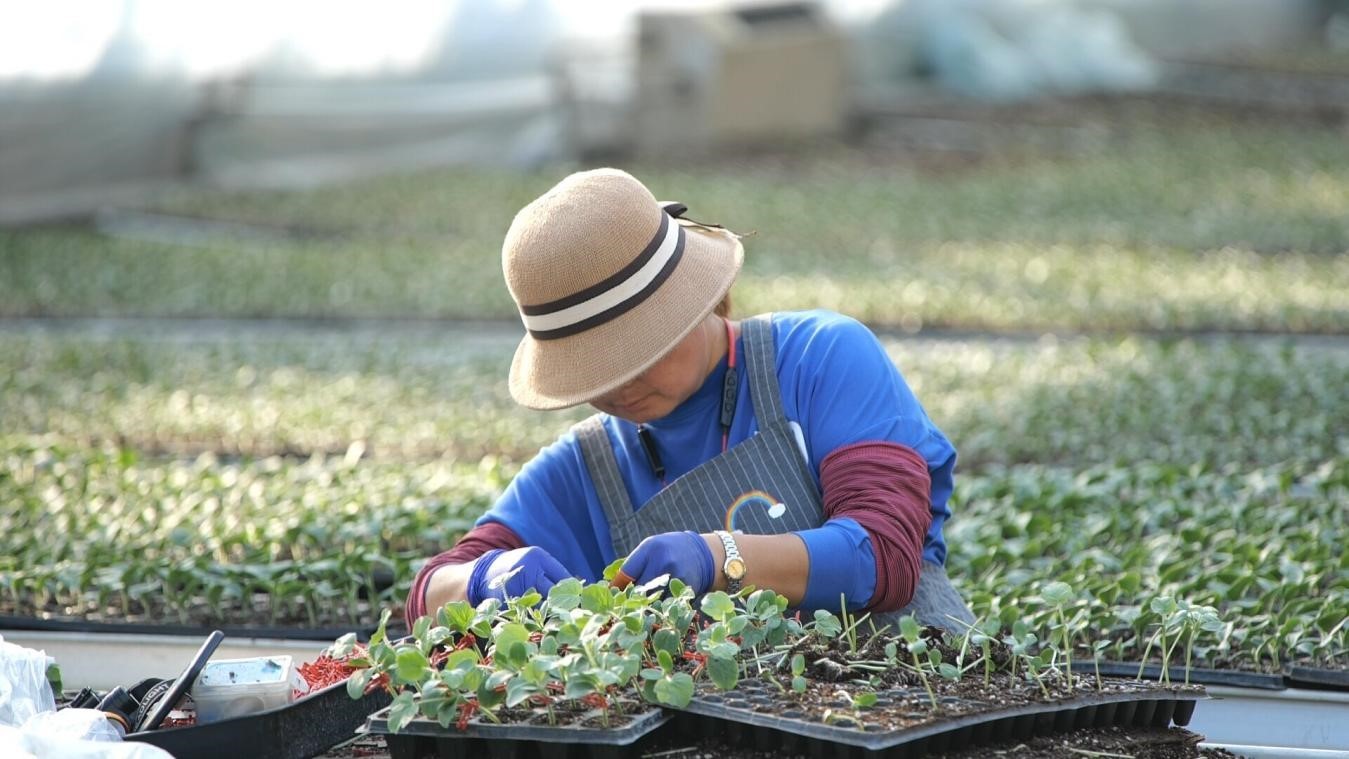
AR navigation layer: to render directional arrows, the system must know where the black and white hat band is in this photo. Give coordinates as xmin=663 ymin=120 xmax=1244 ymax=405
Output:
xmin=519 ymin=207 xmax=687 ymax=341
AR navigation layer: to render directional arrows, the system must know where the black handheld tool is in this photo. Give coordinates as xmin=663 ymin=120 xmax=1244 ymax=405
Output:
xmin=139 ymin=629 xmax=224 ymax=731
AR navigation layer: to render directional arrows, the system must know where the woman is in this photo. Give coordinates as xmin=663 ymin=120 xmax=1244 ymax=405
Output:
xmin=406 ymin=168 xmax=972 ymax=631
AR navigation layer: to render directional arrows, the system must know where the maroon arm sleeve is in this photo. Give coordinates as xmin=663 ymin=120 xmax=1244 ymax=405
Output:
xmin=404 ymin=522 xmax=525 ymax=621
xmin=819 ymin=441 xmax=933 ymax=613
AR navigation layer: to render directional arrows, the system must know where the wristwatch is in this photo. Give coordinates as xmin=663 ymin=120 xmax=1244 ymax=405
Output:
xmin=713 ymin=530 xmax=746 ymax=594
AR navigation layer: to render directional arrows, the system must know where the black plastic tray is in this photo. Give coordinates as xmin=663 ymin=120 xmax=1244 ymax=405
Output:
xmin=1285 ymin=664 xmax=1349 ymax=691
xmin=674 ymin=683 xmax=1203 ymax=756
xmin=125 ymin=677 xmax=391 ymax=759
xmin=0 ymin=613 xmax=397 ymax=642
xmin=1095 ymin=660 xmax=1286 ymax=689
xmin=363 ymin=704 xmax=672 ymax=759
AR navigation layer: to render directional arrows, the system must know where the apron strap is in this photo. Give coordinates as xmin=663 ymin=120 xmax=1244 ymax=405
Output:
xmin=742 ymin=315 xmax=788 ymax=426
xmin=574 ymin=414 xmax=642 ymax=553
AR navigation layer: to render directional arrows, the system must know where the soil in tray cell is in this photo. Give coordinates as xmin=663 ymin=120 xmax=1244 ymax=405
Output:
xmin=319 ymin=726 xmax=1241 ymax=759
xmin=699 ymin=671 xmax=1201 ymax=737
xmin=928 ymin=725 xmax=1242 ymax=759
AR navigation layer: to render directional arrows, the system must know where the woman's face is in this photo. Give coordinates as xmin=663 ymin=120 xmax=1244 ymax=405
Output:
xmin=591 ymin=314 xmax=722 ymax=424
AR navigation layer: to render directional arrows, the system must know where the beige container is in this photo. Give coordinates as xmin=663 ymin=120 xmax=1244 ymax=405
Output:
xmin=634 ymin=1 xmax=847 ymax=155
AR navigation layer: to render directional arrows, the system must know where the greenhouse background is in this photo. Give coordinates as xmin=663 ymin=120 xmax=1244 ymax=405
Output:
xmin=1 ymin=1 xmax=1346 ymax=757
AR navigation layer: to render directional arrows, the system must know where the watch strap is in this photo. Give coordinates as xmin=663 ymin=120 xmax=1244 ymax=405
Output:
xmin=713 ymin=530 xmax=744 ymax=593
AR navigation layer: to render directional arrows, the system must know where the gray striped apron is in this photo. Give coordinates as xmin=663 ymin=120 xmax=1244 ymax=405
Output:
xmin=575 ymin=314 xmax=973 ymax=633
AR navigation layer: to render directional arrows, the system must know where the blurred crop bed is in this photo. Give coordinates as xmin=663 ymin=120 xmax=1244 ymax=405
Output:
xmin=0 ymin=94 xmax=1345 ymax=672
xmin=3 ymin=115 xmax=1348 ymax=334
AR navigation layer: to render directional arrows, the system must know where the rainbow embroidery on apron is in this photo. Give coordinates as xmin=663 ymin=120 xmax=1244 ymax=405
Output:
xmin=724 ymin=489 xmax=787 ymax=531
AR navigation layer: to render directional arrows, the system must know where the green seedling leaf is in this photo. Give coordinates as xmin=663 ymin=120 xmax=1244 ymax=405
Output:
xmin=602 ymin=558 xmax=626 ymax=582
xmin=708 ymin=654 xmax=739 ymax=691
xmin=485 ymin=669 xmax=513 ymax=691
xmin=549 ymin=577 xmax=583 ymax=605
xmin=853 ymin=691 xmax=878 ymax=709
xmin=813 ymin=609 xmax=843 ymax=638
xmin=653 ymin=628 xmax=682 ymax=660
xmin=709 ymin=641 xmax=739 ymax=660
xmin=654 ymin=672 xmax=695 ymax=708
xmin=395 ymin=646 xmax=429 ymax=684
xmin=791 ymin=653 xmax=806 ymax=677
xmin=438 ymin=601 xmax=476 ymax=634
xmin=658 ymin=648 xmax=675 ymax=675
xmin=580 ymin=583 xmax=614 ymax=614
xmin=422 ymin=626 xmax=453 ymax=652
xmin=565 ymin=675 xmax=599 ymax=700
xmin=45 ymin=664 xmax=62 ymax=695
xmin=346 ymin=667 xmax=373 ymax=700
xmin=1150 ymin=596 xmax=1178 ymax=616
xmin=387 ymin=691 xmax=419 ymax=733
xmin=792 ymin=675 xmax=808 ymax=693
xmin=898 ymin=615 xmax=921 ymax=642
xmin=505 ymin=677 xmax=535 ymax=708
xmin=506 ymin=641 xmax=528 ymax=668
xmin=1041 ymin=581 xmax=1074 ymax=606
xmin=701 ymin=592 xmax=736 ymax=622
xmin=412 ymin=616 xmax=431 ymax=642
xmin=494 ymin=623 xmax=530 ymax=660
xmin=329 ymin=632 xmax=358 ymax=659
xmin=370 ymin=608 xmax=392 ymax=647
xmin=938 ymin=663 xmax=961 ymax=681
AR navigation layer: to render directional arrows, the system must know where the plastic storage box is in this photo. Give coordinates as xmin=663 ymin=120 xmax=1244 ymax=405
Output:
xmin=192 ymin=655 xmax=301 ymax=724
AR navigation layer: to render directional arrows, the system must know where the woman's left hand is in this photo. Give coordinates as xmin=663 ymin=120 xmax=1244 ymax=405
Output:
xmin=617 ymin=531 xmax=714 ymax=595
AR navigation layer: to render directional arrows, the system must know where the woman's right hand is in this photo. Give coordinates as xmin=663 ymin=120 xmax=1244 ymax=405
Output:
xmin=466 ymin=546 xmax=572 ymax=606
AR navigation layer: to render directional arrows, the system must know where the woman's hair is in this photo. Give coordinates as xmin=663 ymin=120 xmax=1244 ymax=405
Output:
xmin=714 ymin=291 xmax=733 ymax=318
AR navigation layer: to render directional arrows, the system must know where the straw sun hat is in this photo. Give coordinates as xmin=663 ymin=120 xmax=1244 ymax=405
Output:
xmin=503 ymin=168 xmax=744 ymax=410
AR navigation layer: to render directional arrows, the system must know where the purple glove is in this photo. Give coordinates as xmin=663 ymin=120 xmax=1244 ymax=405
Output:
xmin=467 ymin=547 xmax=572 ymax=606
xmin=618 ymin=531 xmax=715 ymax=595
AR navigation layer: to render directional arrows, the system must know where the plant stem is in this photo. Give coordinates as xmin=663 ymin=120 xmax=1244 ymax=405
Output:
xmin=911 ymin=653 xmax=937 ymax=708
xmin=1058 ymin=608 xmax=1073 ymax=684
xmin=1185 ymin=628 xmax=1196 ymax=686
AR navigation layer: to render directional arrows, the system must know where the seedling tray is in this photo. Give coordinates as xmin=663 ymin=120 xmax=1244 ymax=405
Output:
xmin=363 ymin=705 xmax=671 ymax=759
xmin=1095 ymin=660 xmax=1286 ymax=689
xmin=674 ymin=684 xmax=1203 ymax=757
xmin=126 ymin=677 xmax=391 ymax=759
xmin=1284 ymin=664 xmax=1349 ymax=691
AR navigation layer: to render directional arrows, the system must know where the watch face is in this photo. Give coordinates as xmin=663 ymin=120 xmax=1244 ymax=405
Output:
xmin=725 ymin=558 xmax=747 ymax=580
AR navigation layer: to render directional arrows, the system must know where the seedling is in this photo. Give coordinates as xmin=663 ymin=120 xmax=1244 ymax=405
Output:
xmin=1039 ymin=581 xmax=1079 ymax=683
xmin=790 ymin=653 xmax=808 ymax=694
xmin=897 ymin=615 xmax=939 ymax=708
xmin=1091 ymin=638 xmax=1113 ymax=691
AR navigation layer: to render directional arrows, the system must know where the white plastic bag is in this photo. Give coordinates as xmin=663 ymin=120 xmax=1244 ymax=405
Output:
xmin=23 ymin=709 xmax=125 ymax=742
xmin=0 ymin=723 xmax=175 ymax=759
xmin=0 ymin=638 xmax=57 ymax=728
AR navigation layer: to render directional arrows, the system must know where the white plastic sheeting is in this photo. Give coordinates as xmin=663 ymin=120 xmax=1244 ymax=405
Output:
xmin=852 ymin=0 xmax=1158 ymax=101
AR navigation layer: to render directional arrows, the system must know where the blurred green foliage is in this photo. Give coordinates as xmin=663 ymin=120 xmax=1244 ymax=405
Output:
xmin=2 ymin=124 xmax=1346 ymax=332
xmin=0 ymin=115 xmax=1344 ymax=665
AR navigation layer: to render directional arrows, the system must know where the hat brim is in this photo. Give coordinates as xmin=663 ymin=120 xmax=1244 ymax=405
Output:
xmin=508 ymin=223 xmax=744 ymax=411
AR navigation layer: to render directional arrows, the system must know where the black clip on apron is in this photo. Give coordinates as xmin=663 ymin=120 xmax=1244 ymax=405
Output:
xmin=575 ymin=314 xmax=973 ymax=632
